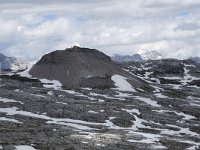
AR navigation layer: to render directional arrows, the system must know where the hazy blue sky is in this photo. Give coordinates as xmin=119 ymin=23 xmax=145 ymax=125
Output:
xmin=1 ymin=0 xmax=200 ymax=60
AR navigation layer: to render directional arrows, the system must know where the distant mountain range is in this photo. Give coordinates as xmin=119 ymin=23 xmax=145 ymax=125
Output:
xmin=111 ymin=49 xmax=162 ymax=62
xmin=0 ymin=53 xmax=28 ymax=71
xmin=111 ymin=54 xmax=143 ymax=62
xmin=111 ymin=49 xmax=200 ymax=64
xmin=189 ymin=56 xmax=200 ymax=64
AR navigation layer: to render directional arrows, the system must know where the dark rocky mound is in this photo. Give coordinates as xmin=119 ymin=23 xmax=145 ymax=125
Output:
xmin=29 ymin=46 xmax=149 ymax=90
xmin=150 ymin=59 xmax=184 ymax=76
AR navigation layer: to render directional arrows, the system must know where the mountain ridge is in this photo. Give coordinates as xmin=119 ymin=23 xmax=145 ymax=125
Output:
xmin=111 ymin=49 xmax=162 ymax=62
xmin=111 ymin=54 xmax=143 ymax=62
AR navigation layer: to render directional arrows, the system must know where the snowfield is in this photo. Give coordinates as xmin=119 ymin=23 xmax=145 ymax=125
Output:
xmin=112 ymin=75 xmax=136 ymax=92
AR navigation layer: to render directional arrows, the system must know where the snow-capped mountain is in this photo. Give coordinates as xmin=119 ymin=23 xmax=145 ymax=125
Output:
xmin=111 ymin=54 xmax=143 ymax=62
xmin=138 ymin=49 xmax=162 ymax=60
xmin=0 ymin=53 xmax=28 ymax=71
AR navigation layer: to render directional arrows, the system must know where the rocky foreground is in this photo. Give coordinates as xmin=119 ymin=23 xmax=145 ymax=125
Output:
xmin=0 ymin=49 xmax=200 ymax=150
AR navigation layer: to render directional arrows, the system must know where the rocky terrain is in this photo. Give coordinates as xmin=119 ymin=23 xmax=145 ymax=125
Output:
xmin=0 ymin=47 xmax=200 ymax=150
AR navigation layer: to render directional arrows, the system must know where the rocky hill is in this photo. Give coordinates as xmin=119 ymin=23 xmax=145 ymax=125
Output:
xmin=29 ymin=46 xmax=149 ymax=90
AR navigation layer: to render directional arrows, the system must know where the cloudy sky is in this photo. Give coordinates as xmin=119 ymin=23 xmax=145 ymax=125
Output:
xmin=1 ymin=0 xmax=200 ymax=61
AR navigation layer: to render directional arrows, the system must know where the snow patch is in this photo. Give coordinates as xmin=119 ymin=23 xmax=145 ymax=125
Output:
xmin=40 ymin=78 xmax=62 ymax=90
xmin=15 ymin=145 xmax=36 ymax=150
xmin=88 ymin=110 xmax=99 ymax=114
xmin=122 ymin=108 xmax=140 ymax=115
xmin=17 ymin=68 xmax=32 ymax=78
xmin=134 ymin=96 xmax=161 ymax=107
xmin=153 ymin=110 xmax=196 ymax=120
xmin=154 ymin=93 xmax=168 ymax=98
xmin=0 ymin=117 xmax=21 ymax=123
xmin=47 ymin=91 xmax=53 ymax=96
xmin=0 ymin=97 xmax=23 ymax=104
xmin=112 ymin=75 xmax=136 ymax=92
xmin=0 ymin=107 xmax=100 ymax=130
xmin=128 ymin=131 xmax=162 ymax=144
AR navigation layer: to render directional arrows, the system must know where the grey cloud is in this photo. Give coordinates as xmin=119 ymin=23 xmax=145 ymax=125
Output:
xmin=0 ymin=0 xmax=200 ymax=60
xmin=175 ymin=23 xmax=200 ymax=31
xmin=141 ymin=1 xmax=178 ymax=8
